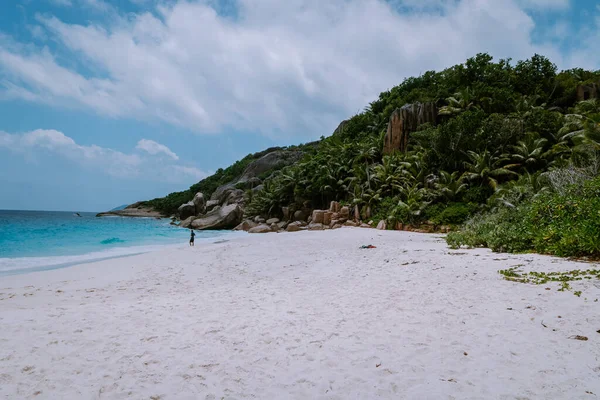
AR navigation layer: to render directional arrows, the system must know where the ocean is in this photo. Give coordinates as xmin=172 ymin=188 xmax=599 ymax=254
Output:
xmin=0 ymin=210 xmax=238 ymax=276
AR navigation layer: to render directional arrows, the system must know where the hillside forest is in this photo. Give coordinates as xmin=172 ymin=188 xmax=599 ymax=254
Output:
xmin=145 ymin=53 xmax=600 ymax=258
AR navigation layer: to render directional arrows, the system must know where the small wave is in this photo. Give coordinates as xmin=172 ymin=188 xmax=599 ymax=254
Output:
xmin=0 ymin=231 xmax=247 ymax=276
xmin=100 ymin=237 xmax=125 ymax=245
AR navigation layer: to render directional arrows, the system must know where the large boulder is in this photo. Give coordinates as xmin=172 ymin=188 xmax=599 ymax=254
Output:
xmin=339 ymin=206 xmax=350 ymax=220
xmin=178 ymin=201 xmax=196 ymax=220
xmin=205 ymin=200 xmax=220 ymax=212
xmin=248 ymin=224 xmax=272 ymax=234
xmin=332 ymin=120 xmax=349 ymax=136
xmin=234 ymin=219 xmax=257 ymax=231
xmin=329 ymin=201 xmax=340 ymax=213
xmin=179 ymin=216 xmax=196 ymax=229
xmin=191 ymin=204 xmax=243 ymax=230
xmin=237 ymin=150 xmax=303 ymax=183
xmin=277 ymin=221 xmax=289 ymax=230
xmin=287 ymin=221 xmax=306 ymax=232
xmin=354 ymin=205 xmax=360 ymax=221
xmin=236 ymin=177 xmax=262 ymax=190
xmin=224 ymin=189 xmax=245 ymax=206
xmin=383 ymin=102 xmax=437 ymax=155
xmin=293 ymin=210 xmax=307 ymax=221
xmin=323 ymin=212 xmax=333 ymax=226
xmin=193 ymin=192 xmax=206 ymax=215
xmin=311 ymin=210 xmax=325 ymax=224
xmin=376 ymin=220 xmax=387 ymax=230
xmin=308 ymin=223 xmax=324 ymax=231
xmin=209 ymin=184 xmax=237 ymax=204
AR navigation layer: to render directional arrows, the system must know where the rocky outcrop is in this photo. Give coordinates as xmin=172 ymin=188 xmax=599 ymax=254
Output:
xmin=178 ymin=201 xmax=196 ymax=220
xmin=308 ymin=223 xmax=324 ymax=231
xmin=248 ymin=224 xmax=272 ymax=234
xmin=179 ymin=216 xmax=196 ymax=229
xmin=577 ymin=81 xmax=600 ymax=101
xmin=191 ymin=204 xmax=242 ymax=230
xmin=224 ymin=189 xmax=245 ymax=206
xmin=340 ymin=206 xmax=350 ymax=220
xmin=277 ymin=221 xmax=289 ymax=230
xmin=96 ymin=201 xmax=162 ymax=218
xmin=205 ymin=200 xmax=220 ymax=212
xmin=332 ymin=120 xmax=349 ymax=136
xmin=193 ymin=193 xmax=206 ymax=215
xmin=234 ymin=219 xmax=257 ymax=231
xmin=311 ymin=210 xmax=325 ymax=224
xmin=237 ymin=150 xmax=303 ymax=184
xmin=383 ymin=102 xmax=437 ymax=155
xmin=293 ymin=210 xmax=308 ymax=221
xmin=286 ymin=221 xmax=306 ymax=232
xmin=209 ymin=184 xmax=237 ymax=205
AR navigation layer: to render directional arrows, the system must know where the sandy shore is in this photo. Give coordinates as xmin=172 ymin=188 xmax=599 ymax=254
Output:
xmin=1 ymin=229 xmax=599 ymax=399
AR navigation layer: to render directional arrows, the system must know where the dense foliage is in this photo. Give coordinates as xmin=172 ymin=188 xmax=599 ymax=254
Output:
xmin=244 ymin=53 xmax=600 ymax=246
xmin=142 ymin=146 xmax=299 ymax=215
xmin=148 ymin=53 xmax=600 ymax=257
xmin=448 ymin=172 xmax=600 ymax=257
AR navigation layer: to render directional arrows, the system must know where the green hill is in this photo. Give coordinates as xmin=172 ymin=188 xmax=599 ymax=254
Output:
xmin=146 ymin=53 xmax=600 ymax=257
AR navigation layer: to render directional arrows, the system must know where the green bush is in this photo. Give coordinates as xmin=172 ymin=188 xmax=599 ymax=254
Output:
xmin=371 ymin=197 xmax=397 ymax=227
xmin=448 ymin=176 xmax=600 ymax=257
xmin=425 ymin=202 xmax=479 ymax=225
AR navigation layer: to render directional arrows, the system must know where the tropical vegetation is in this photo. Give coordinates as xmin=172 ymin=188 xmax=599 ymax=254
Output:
xmin=148 ymin=53 xmax=600 ymax=257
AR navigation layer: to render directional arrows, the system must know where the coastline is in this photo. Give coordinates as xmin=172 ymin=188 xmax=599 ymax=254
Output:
xmin=1 ymin=228 xmax=599 ymax=398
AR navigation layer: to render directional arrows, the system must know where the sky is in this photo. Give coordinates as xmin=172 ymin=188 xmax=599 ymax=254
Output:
xmin=0 ymin=0 xmax=599 ymax=212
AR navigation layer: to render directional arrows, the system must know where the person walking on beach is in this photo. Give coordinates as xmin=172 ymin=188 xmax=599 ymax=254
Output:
xmin=189 ymin=229 xmax=195 ymax=246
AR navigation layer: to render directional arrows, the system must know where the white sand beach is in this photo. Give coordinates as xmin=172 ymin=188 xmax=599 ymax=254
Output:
xmin=1 ymin=228 xmax=599 ymax=399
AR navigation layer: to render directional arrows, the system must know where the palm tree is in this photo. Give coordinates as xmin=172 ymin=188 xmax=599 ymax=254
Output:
xmin=463 ymin=150 xmax=518 ymax=190
xmin=391 ymin=183 xmax=430 ymax=225
xmin=503 ymin=133 xmax=549 ymax=172
xmin=490 ymin=171 xmax=550 ymax=208
xmin=434 ymin=171 xmax=468 ymax=201
xmin=438 ymin=87 xmax=476 ymax=116
xmin=354 ymin=139 xmax=381 ymax=190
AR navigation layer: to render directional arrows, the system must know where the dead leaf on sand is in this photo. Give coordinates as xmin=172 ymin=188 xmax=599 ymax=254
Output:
xmin=569 ymin=335 xmax=588 ymax=341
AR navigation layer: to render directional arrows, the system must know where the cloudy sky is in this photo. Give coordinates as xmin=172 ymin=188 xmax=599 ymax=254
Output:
xmin=1 ymin=0 xmax=599 ymax=211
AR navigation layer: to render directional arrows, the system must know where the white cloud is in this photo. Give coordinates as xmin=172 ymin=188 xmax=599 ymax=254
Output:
xmin=80 ymin=0 xmax=114 ymax=13
xmin=136 ymin=138 xmax=179 ymax=160
xmin=0 ymin=0 xmax=595 ymax=140
xmin=171 ymin=165 xmax=210 ymax=180
xmin=0 ymin=129 xmax=207 ymax=182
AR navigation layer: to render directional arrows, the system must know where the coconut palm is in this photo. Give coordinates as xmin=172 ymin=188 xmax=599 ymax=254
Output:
xmin=439 ymin=88 xmax=476 ymax=116
xmin=503 ymin=133 xmax=549 ymax=172
xmin=390 ymin=183 xmax=431 ymax=224
xmin=490 ymin=171 xmax=550 ymax=208
xmin=559 ymin=99 xmax=599 ymax=137
xmin=434 ymin=171 xmax=468 ymax=201
xmin=463 ymin=150 xmax=518 ymax=190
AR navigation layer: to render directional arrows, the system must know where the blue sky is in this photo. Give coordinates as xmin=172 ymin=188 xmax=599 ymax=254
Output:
xmin=1 ymin=0 xmax=599 ymax=212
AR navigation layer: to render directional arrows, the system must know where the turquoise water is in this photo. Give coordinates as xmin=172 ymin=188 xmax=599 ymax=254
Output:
xmin=0 ymin=210 xmax=237 ymax=275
